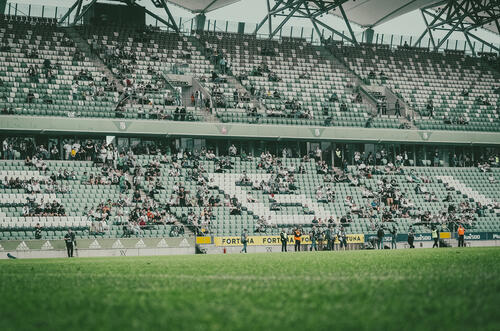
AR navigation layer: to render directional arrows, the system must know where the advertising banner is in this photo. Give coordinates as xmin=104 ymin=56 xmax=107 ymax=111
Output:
xmin=0 ymin=237 xmax=195 ymax=251
xmin=213 ymin=234 xmax=364 ymax=247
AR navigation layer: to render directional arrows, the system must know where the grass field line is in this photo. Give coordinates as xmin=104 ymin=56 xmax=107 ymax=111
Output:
xmin=3 ymin=271 xmax=492 ymax=283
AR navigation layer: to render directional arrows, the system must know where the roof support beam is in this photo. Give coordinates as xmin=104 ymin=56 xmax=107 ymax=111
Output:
xmin=296 ymin=8 xmax=357 ymax=44
xmin=255 ymin=0 xmax=356 ymax=44
xmin=143 ymin=6 xmax=177 ymax=31
xmin=269 ymin=0 xmax=303 ymax=39
xmin=414 ymin=0 xmax=499 ymax=53
xmin=338 ymin=4 xmax=358 ymax=45
xmin=413 ymin=4 xmax=450 ymax=47
xmin=461 ymin=23 xmax=476 ymax=56
xmin=73 ymin=0 xmax=83 ymax=25
xmin=266 ymin=0 xmax=273 ymax=36
xmin=57 ymin=0 xmax=80 ymax=25
xmin=71 ymin=0 xmax=97 ymax=26
xmin=304 ymin=2 xmax=323 ymax=43
xmin=157 ymin=0 xmax=179 ymax=32
xmin=418 ymin=9 xmax=437 ymax=49
xmin=435 ymin=15 xmax=463 ymax=50
xmin=466 ymin=30 xmax=499 ymax=53
xmin=254 ymin=0 xmax=285 ymax=34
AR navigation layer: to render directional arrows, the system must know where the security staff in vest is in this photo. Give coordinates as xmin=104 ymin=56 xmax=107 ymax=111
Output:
xmin=390 ymin=225 xmax=397 ymax=249
xmin=294 ymin=227 xmax=302 ymax=252
xmin=309 ymin=226 xmax=318 ymax=251
xmin=64 ymin=228 xmax=76 ymax=257
xmin=240 ymin=229 xmax=248 ymax=253
xmin=280 ymin=228 xmax=288 ymax=252
xmin=432 ymin=227 xmax=439 ymax=248
xmin=457 ymin=225 xmax=466 ymax=247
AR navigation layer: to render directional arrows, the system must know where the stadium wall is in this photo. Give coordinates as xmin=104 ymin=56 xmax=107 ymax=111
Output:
xmin=0 ymin=237 xmax=196 ymax=259
xmin=2 ymin=116 xmax=500 ymax=145
xmin=2 ymin=235 xmax=500 ymax=258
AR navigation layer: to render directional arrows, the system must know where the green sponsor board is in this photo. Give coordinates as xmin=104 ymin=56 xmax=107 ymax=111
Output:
xmin=0 ymin=237 xmax=195 ymax=251
xmin=364 ymin=232 xmax=500 ymax=242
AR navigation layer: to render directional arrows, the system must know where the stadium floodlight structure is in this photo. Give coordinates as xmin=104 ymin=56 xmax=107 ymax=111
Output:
xmin=254 ymin=0 xmax=359 ymax=45
xmin=58 ymin=0 xmax=180 ymax=32
xmin=413 ymin=0 xmax=500 ymax=54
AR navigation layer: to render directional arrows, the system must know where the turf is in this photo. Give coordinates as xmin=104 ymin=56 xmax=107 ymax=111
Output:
xmin=1 ymin=248 xmax=499 ymax=331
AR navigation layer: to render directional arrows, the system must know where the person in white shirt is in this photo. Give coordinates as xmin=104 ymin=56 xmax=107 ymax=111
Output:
xmin=63 ymin=142 xmax=72 ymax=160
xmin=315 ymin=146 xmax=322 ymax=161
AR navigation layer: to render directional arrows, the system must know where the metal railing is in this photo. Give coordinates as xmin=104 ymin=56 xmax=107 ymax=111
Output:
xmin=4 ymin=1 xmax=499 ymax=56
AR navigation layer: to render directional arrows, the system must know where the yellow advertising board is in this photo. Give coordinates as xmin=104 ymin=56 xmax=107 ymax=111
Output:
xmin=439 ymin=232 xmax=451 ymax=239
xmin=196 ymin=236 xmax=212 ymax=244
xmin=213 ymin=234 xmax=364 ymax=246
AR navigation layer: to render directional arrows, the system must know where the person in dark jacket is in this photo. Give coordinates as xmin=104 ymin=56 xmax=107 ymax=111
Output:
xmin=64 ymin=228 xmax=76 ymax=257
xmin=377 ymin=226 xmax=385 ymax=249
xmin=280 ymin=228 xmax=288 ymax=252
xmin=408 ymin=226 xmax=415 ymax=248
xmin=240 ymin=229 xmax=248 ymax=253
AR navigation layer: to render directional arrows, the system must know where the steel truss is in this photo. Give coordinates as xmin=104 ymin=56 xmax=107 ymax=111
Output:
xmin=413 ymin=0 xmax=500 ymax=54
xmin=58 ymin=0 xmax=179 ymax=32
xmin=254 ymin=0 xmax=358 ymax=45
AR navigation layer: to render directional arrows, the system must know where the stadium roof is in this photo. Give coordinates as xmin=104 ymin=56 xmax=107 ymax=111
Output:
xmin=169 ymin=0 xmax=498 ymax=35
xmin=168 ymin=0 xmax=242 ymax=13
xmin=328 ymin=0 xmax=443 ymax=28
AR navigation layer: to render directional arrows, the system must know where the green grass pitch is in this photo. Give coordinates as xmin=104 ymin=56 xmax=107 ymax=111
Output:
xmin=1 ymin=247 xmax=499 ymax=331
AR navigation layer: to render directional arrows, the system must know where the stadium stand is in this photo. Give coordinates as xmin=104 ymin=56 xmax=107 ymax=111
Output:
xmin=0 ymin=2 xmax=499 ymax=248
xmin=1 ymin=136 xmax=499 ymax=241
xmin=76 ymin=23 xmax=213 ymax=120
xmin=329 ymin=43 xmax=500 ymax=131
xmin=0 ymin=14 xmax=497 ymax=133
xmin=0 ymin=14 xmax=119 ymax=118
xmin=196 ymin=32 xmax=387 ymax=128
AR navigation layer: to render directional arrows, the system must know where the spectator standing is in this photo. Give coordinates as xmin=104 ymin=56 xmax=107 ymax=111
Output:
xmin=395 ymin=100 xmax=401 ymax=117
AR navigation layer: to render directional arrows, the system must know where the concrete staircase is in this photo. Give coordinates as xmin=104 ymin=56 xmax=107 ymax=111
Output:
xmin=65 ymin=27 xmax=124 ymax=92
xmin=316 ymin=46 xmax=378 ymax=114
xmin=225 ymin=75 xmax=265 ymax=110
xmin=319 ymin=44 xmax=416 ymax=128
xmin=188 ymin=35 xmax=265 ymax=111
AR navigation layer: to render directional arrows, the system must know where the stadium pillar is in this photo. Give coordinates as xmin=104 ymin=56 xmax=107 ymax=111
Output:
xmin=238 ymin=22 xmax=245 ymax=34
xmin=365 ymin=28 xmax=374 ymax=44
xmin=0 ymin=0 xmax=6 ymax=15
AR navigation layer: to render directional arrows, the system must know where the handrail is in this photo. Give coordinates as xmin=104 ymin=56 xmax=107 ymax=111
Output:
xmin=357 ymin=85 xmax=379 ymax=114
